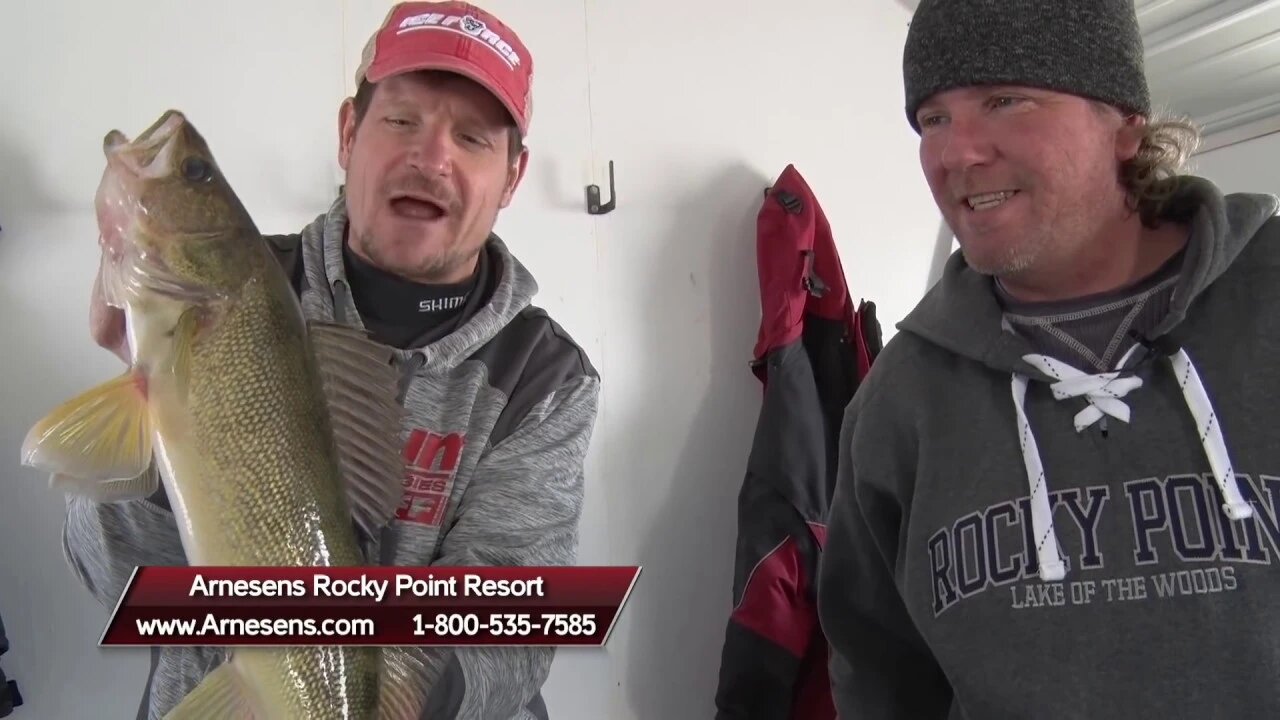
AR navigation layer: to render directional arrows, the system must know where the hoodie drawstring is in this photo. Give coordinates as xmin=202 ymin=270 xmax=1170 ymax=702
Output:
xmin=1010 ymin=344 xmax=1253 ymax=582
xmin=1166 ymin=350 xmax=1255 ymax=521
xmin=397 ymin=352 xmax=426 ymax=404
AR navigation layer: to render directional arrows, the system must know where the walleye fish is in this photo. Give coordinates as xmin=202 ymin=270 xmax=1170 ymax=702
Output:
xmin=21 ymin=110 xmax=425 ymax=719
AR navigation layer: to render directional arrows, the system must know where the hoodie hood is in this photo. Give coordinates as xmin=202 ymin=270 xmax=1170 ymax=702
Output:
xmin=297 ymin=193 xmax=540 ymax=372
xmin=898 ymin=176 xmax=1279 ymax=582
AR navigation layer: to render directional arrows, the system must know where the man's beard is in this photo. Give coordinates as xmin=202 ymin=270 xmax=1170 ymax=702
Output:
xmin=961 ymin=231 xmax=1047 ymax=277
xmin=957 ymin=192 xmax=1108 ymax=281
xmin=357 ymin=170 xmax=478 ymax=282
xmin=352 ymin=227 xmax=480 ymax=284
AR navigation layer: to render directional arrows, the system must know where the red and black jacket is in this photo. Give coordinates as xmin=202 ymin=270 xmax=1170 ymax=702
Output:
xmin=715 ymin=164 xmax=881 ymax=720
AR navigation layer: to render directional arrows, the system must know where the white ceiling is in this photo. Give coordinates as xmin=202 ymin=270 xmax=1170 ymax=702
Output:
xmin=894 ymin=0 xmax=1280 ymax=154
xmin=1139 ymin=0 xmax=1280 ymax=152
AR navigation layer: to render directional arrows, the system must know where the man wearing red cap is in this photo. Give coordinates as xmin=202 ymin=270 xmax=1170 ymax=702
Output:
xmin=67 ymin=3 xmax=599 ymax=719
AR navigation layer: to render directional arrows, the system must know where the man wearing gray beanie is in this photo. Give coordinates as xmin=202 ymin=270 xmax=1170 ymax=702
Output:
xmin=817 ymin=0 xmax=1280 ymax=718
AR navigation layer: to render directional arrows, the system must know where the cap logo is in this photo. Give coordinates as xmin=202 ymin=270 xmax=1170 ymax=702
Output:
xmin=396 ymin=11 xmax=522 ymax=70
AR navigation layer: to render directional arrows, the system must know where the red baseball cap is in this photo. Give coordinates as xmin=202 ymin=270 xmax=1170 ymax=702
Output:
xmin=355 ymin=1 xmax=534 ymax=135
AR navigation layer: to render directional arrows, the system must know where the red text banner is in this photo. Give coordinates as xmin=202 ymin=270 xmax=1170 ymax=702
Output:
xmin=99 ymin=566 xmax=641 ymax=647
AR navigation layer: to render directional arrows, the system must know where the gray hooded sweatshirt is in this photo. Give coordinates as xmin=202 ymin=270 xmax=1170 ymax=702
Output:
xmin=816 ymin=176 xmax=1280 ymax=719
xmin=61 ymin=195 xmax=600 ymax=720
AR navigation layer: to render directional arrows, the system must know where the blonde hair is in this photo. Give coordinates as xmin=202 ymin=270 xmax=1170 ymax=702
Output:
xmin=1119 ymin=113 xmax=1202 ymax=227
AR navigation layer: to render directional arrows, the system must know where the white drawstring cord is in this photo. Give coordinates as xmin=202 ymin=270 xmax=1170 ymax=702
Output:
xmin=1011 ymin=373 xmax=1067 ymax=582
xmin=1010 ymin=343 xmax=1252 ymax=582
xmin=1167 ymin=349 xmax=1254 ymax=521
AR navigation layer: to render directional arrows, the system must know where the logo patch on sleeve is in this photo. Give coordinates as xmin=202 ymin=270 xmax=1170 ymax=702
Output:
xmin=398 ymin=429 xmax=467 ymax=526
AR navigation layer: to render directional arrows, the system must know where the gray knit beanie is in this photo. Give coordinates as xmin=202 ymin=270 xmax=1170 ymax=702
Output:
xmin=902 ymin=0 xmax=1151 ymax=132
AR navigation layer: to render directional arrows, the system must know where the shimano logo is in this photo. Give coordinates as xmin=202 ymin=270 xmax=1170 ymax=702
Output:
xmin=419 ymin=296 xmax=467 ymax=313
xmin=397 ymin=12 xmax=521 ymax=68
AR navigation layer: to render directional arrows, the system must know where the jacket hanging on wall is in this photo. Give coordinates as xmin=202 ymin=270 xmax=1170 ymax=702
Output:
xmin=0 ymin=607 xmax=23 ymax=717
xmin=714 ymin=164 xmax=882 ymax=720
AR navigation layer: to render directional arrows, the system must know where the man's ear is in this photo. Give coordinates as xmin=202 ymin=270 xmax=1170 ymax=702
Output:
xmin=1115 ymin=113 xmax=1147 ymax=163
xmin=338 ymin=97 xmax=358 ymax=171
xmin=499 ymin=146 xmax=530 ymax=209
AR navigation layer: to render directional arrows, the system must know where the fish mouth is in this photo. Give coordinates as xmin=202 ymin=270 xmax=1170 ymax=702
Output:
xmin=97 ymin=111 xmax=189 ymax=272
xmin=104 ymin=110 xmax=188 ymax=180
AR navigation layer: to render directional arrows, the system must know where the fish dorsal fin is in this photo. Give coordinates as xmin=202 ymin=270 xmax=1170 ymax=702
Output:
xmin=308 ymin=320 xmax=406 ymax=541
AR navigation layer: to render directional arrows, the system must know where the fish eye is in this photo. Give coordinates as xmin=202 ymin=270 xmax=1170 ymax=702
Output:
xmin=180 ymin=156 xmax=212 ymax=183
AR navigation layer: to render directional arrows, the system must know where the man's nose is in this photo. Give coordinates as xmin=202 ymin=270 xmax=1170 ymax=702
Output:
xmin=938 ymin=116 xmax=996 ymax=172
xmin=407 ymin=127 xmax=454 ymax=176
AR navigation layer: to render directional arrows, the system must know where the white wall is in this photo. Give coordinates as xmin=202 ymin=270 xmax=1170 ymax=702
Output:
xmin=1190 ymin=131 xmax=1280 ymax=196
xmin=580 ymin=3 xmax=938 ymax=718
xmin=0 ymin=2 xmax=940 ymax=719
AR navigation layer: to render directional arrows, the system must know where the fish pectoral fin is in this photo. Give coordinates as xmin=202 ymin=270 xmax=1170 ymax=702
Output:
xmin=21 ymin=370 xmax=153 ymax=481
xmin=49 ymin=465 xmax=159 ymax=502
xmin=308 ymin=321 xmax=407 ymax=541
xmin=169 ymin=306 xmax=200 ymax=376
xmin=376 ymin=646 xmax=435 ymax=720
xmin=162 ymin=661 xmax=255 ymax=720
xmin=168 ymin=305 xmax=208 ymax=396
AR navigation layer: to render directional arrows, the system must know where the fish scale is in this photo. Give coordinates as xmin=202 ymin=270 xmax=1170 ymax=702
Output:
xmin=176 ymin=278 xmax=349 ymax=562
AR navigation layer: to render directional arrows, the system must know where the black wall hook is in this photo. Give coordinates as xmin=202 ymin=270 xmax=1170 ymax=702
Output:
xmin=763 ymin=185 xmax=802 ymax=214
xmin=587 ymin=160 xmax=616 ymax=214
